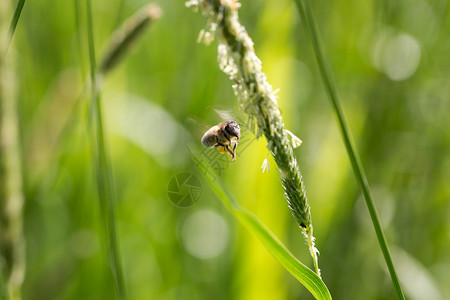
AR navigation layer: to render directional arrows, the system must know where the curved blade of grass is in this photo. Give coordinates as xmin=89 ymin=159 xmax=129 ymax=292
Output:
xmin=190 ymin=151 xmax=331 ymax=300
xmin=85 ymin=0 xmax=127 ymax=298
xmin=293 ymin=1 xmax=405 ymax=299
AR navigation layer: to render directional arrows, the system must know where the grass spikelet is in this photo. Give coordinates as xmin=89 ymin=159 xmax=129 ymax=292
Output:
xmin=99 ymin=3 xmax=162 ymax=75
xmin=187 ymin=0 xmax=321 ymax=276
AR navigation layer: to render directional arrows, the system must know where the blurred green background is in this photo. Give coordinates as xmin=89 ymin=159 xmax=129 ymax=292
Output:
xmin=3 ymin=0 xmax=450 ymax=299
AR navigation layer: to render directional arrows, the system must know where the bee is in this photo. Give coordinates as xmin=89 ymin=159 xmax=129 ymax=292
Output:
xmin=201 ymin=120 xmax=241 ymax=161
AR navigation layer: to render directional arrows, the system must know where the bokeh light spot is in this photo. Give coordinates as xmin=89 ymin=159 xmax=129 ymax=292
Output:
xmin=180 ymin=210 xmax=229 ymax=259
xmin=372 ymin=31 xmax=421 ymax=81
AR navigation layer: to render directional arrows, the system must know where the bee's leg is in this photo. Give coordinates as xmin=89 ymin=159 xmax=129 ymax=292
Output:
xmin=225 ymin=145 xmax=236 ymax=161
xmin=231 ymin=140 xmax=238 ymax=160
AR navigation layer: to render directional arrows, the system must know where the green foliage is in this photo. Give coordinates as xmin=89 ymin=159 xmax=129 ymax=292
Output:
xmin=1 ymin=0 xmax=449 ymax=299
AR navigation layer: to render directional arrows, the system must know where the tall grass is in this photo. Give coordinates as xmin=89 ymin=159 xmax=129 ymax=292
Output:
xmin=293 ymin=0 xmax=405 ymax=299
xmin=85 ymin=0 xmax=127 ymax=298
xmin=83 ymin=2 xmax=161 ymax=299
xmin=1 ymin=1 xmax=25 ymax=299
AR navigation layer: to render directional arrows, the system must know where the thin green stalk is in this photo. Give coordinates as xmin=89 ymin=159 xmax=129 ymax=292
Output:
xmin=5 ymin=0 xmax=25 ymax=52
xmin=188 ymin=0 xmax=321 ymax=277
xmin=1 ymin=2 xmax=25 ymax=300
xmin=85 ymin=0 xmax=127 ymax=299
xmin=293 ymin=0 xmax=405 ymax=299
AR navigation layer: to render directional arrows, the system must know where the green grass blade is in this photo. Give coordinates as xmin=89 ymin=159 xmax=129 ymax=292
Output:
xmin=85 ymin=0 xmax=127 ymax=299
xmin=5 ymin=0 xmax=25 ymax=51
xmin=293 ymin=1 xmax=405 ymax=299
xmin=190 ymin=151 xmax=331 ymax=300
xmin=1 ymin=3 xmax=26 ymax=299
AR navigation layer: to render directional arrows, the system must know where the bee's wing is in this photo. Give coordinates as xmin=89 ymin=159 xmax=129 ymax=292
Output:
xmin=186 ymin=108 xmax=253 ymax=143
xmin=214 ymin=109 xmax=235 ymax=122
xmin=184 ymin=115 xmax=215 ymax=144
xmin=187 ymin=109 xmax=241 ymax=131
xmin=214 ymin=109 xmax=246 ymax=123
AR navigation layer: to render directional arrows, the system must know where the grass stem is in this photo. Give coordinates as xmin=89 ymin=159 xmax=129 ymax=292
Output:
xmin=1 ymin=2 xmax=25 ymax=299
xmin=293 ymin=0 xmax=405 ymax=298
xmin=85 ymin=0 xmax=127 ymax=298
xmin=82 ymin=2 xmax=161 ymax=298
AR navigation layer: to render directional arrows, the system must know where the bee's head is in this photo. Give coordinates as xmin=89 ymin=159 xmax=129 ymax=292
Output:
xmin=225 ymin=120 xmax=240 ymax=139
